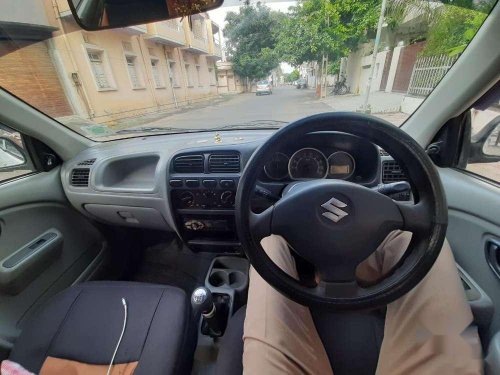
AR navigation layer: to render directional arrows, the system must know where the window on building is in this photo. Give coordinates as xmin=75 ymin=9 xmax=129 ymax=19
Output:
xmin=208 ymin=67 xmax=216 ymax=86
xmin=196 ymin=65 xmax=202 ymax=86
xmin=125 ymin=55 xmax=142 ymax=89
xmin=87 ymin=51 xmax=111 ymax=89
xmin=169 ymin=61 xmax=178 ymax=86
xmin=150 ymin=59 xmax=164 ymax=88
xmin=185 ymin=64 xmax=193 ymax=86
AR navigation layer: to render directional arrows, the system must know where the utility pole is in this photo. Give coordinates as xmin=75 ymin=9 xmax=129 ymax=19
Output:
xmin=362 ymin=0 xmax=388 ymax=113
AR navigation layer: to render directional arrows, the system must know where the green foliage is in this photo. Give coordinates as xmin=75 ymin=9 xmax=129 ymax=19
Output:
xmin=276 ymin=0 xmax=380 ymax=66
xmin=223 ymin=4 xmax=283 ymax=80
xmin=422 ymin=5 xmax=487 ymax=56
xmin=284 ymin=69 xmax=300 ymax=82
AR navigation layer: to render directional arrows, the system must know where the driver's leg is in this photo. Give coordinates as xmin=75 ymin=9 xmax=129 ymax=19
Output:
xmin=242 ymin=235 xmax=334 ymax=375
xmin=357 ymin=231 xmax=482 ymax=375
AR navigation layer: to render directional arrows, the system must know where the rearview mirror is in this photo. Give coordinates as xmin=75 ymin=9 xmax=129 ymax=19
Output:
xmin=469 ymin=116 xmax=500 ymax=164
xmin=0 ymin=137 xmax=26 ymax=170
xmin=68 ymin=0 xmax=223 ymax=31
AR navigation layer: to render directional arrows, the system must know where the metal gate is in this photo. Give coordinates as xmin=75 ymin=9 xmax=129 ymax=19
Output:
xmin=407 ymin=54 xmax=459 ymax=97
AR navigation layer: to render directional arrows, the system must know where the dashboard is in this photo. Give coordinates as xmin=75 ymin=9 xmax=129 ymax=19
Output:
xmin=60 ymin=130 xmax=407 ymax=253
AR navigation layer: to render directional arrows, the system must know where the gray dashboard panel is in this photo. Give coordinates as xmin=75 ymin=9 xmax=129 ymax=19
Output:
xmin=61 ymin=131 xmax=272 ymax=233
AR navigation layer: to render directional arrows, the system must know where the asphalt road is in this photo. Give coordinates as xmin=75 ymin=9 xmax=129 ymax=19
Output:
xmin=148 ymin=86 xmax=331 ymax=130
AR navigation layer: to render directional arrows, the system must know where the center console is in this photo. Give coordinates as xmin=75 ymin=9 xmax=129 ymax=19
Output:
xmin=169 ymin=151 xmax=242 ymax=252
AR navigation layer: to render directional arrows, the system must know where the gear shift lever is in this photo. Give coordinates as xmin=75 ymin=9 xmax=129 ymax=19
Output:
xmin=191 ymin=287 xmax=223 ymax=336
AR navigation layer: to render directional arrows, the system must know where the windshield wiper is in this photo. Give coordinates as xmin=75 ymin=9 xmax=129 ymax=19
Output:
xmin=114 ymin=120 xmax=288 ymax=135
xmin=114 ymin=126 xmax=193 ymax=135
xmin=211 ymin=120 xmax=288 ymax=130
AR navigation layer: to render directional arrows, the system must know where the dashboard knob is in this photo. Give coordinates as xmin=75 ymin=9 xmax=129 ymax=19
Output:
xmin=220 ymin=190 xmax=235 ymax=207
xmin=179 ymin=191 xmax=195 ymax=207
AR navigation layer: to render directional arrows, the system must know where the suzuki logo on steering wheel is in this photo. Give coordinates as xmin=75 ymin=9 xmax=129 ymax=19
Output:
xmin=321 ymin=197 xmax=348 ymax=223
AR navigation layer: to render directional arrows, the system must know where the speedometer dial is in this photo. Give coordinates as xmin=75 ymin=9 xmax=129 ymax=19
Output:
xmin=288 ymin=148 xmax=328 ymax=180
xmin=264 ymin=152 xmax=289 ymax=180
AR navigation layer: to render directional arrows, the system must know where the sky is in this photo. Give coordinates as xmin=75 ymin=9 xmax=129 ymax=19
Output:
xmin=207 ymin=0 xmax=297 ymax=73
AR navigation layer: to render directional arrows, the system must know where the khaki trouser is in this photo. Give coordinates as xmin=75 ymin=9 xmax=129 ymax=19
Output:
xmin=243 ymin=231 xmax=483 ymax=375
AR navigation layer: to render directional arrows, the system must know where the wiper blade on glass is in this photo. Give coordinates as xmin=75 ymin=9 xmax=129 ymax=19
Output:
xmin=213 ymin=120 xmax=288 ymax=130
xmin=114 ymin=126 xmax=194 ymax=134
xmin=114 ymin=120 xmax=288 ymax=135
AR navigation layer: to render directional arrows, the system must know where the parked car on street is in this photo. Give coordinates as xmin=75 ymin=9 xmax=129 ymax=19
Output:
xmin=296 ymin=78 xmax=307 ymax=89
xmin=256 ymin=80 xmax=273 ymax=95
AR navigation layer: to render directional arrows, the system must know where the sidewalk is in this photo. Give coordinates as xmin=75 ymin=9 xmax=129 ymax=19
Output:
xmin=321 ymin=91 xmax=404 ymax=112
xmin=320 ymin=91 xmax=409 ymax=126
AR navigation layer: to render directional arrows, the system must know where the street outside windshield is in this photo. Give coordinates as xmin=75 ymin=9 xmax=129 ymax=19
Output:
xmin=0 ymin=0 xmax=496 ymax=141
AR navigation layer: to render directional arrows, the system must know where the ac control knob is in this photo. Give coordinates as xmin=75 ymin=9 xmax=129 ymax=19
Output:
xmin=179 ymin=191 xmax=195 ymax=207
xmin=220 ymin=190 xmax=235 ymax=207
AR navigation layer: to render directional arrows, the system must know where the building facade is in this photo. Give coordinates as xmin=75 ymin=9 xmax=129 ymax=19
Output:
xmin=216 ymin=61 xmax=244 ymax=94
xmin=42 ymin=0 xmax=222 ymax=125
xmin=0 ymin=0 xmax=73 ymax=119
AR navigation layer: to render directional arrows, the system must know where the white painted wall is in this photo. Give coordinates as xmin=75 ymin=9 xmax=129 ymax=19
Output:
xmin=401 ymin=95 xmax=424 ymax=114
xmin=358 ymin=50 xmax=389 ymax=94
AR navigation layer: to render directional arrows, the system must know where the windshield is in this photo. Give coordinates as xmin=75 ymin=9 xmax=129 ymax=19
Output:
xmin=0 ymin=0 xmax=496 ymax=141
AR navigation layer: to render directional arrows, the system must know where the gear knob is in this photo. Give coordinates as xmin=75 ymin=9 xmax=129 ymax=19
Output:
xmin=191 ymin=287 xmax=214 ymax=315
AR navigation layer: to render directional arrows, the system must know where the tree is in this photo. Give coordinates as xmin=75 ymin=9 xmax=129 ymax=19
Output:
xmin=284 ymin=69 xmax=300 ymax=83
xmin=422 ymin=5 xmax=488 ymax=56
xmin=276 ymin=0 xmax=380 ymax=67
xmin=223 ymin=4 xmax=283 ymax=83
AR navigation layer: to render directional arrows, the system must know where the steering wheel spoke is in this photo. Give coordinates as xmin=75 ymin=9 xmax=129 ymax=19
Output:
xmin=249 ymin=205 xmax=274 ymax=242
xmin=396 ymin=201 xmax=432 ymax=234
xmin=315 ymin=280 xmax=360 ymax=299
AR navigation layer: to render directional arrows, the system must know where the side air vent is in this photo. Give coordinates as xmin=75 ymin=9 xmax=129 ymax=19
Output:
xmin=173 ymin=154 xmax=204 ymax=173
xmin=70 ymin=168 xmax=90 ymax=187
xmin=379 ymin=149 xmax=389 ymax=157
xmin=78 ymin=158 xmax=96 ymax=166
xmin=208 ymin=153 xmax=240 ymax=173
xmin=382 ymin=160 xmax=407 ymax=183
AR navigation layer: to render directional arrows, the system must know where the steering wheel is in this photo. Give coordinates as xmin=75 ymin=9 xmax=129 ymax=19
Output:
xmin=235 ymin=112 xmax=447 ymax=310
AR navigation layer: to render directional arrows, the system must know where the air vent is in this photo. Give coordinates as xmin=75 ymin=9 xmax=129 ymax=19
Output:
xmin=70 ymin=168 xmax=90 ymax=187
xmin=379 ymin=149 xmax=389 ymax=157
xmin=78 ymin=158 xmax=96 ymax=166
xmin=208 ymin=153 xmax=240 ymax=173
xmin=382 ymin=160 xmax=407 ymax=183
xmin=173 ymin=154 xmax=204 ymax=173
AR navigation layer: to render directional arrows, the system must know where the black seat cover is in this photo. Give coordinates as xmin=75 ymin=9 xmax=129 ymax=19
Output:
xmin=215 ymin=306 xmax=385 ymax=375
xmin=10 ymin=281 xmax=196 ymax=375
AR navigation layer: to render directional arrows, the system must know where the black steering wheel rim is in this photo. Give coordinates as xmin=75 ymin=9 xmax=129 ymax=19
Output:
xmin=235 ymin=112 xmax=447 ymax=311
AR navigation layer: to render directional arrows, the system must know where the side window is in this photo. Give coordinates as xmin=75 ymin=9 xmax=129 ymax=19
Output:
xmin=462 ymin=98 xmax=500 ymax=183
xmin=0 ymin=124 xmax=35 ymax=183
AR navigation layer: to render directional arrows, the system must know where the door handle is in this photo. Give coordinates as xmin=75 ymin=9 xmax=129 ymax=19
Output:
xmin=485 ymin=238 xmax=500 ymax=280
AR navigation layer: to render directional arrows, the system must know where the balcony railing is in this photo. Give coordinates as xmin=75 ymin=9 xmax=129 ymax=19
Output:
xmin=146 ymin=22 xmax=186 ymax=47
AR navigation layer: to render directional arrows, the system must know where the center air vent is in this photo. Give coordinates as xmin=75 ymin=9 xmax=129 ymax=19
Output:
xmin=70 ymin=168 xmax=90 ymax=187
xmin=208 ymin=153 xmax=240 ymax=173
xmin=173 ymin=154 xmax=204 ymax=173
xmin=382 ymin=160 xmax=407 ymax=183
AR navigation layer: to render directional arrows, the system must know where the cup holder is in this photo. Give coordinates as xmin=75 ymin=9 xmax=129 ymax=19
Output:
xmin=206 ymin=257 xmax=249 ymax=291
xmin=208 ymin=269 xmax=247 ymax=289
xmin=228 ymin=271 xmax=245 ymax=288
xmin=209 ymin=270 xmax=228 ymax=287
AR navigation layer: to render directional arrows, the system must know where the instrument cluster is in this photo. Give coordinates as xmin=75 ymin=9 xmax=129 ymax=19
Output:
xmin=264 ymin=147 xmax=356 ymax=181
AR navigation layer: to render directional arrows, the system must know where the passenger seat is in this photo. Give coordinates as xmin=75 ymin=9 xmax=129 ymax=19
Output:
xmin=8 ymin=282 xmax=196 ymax=374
